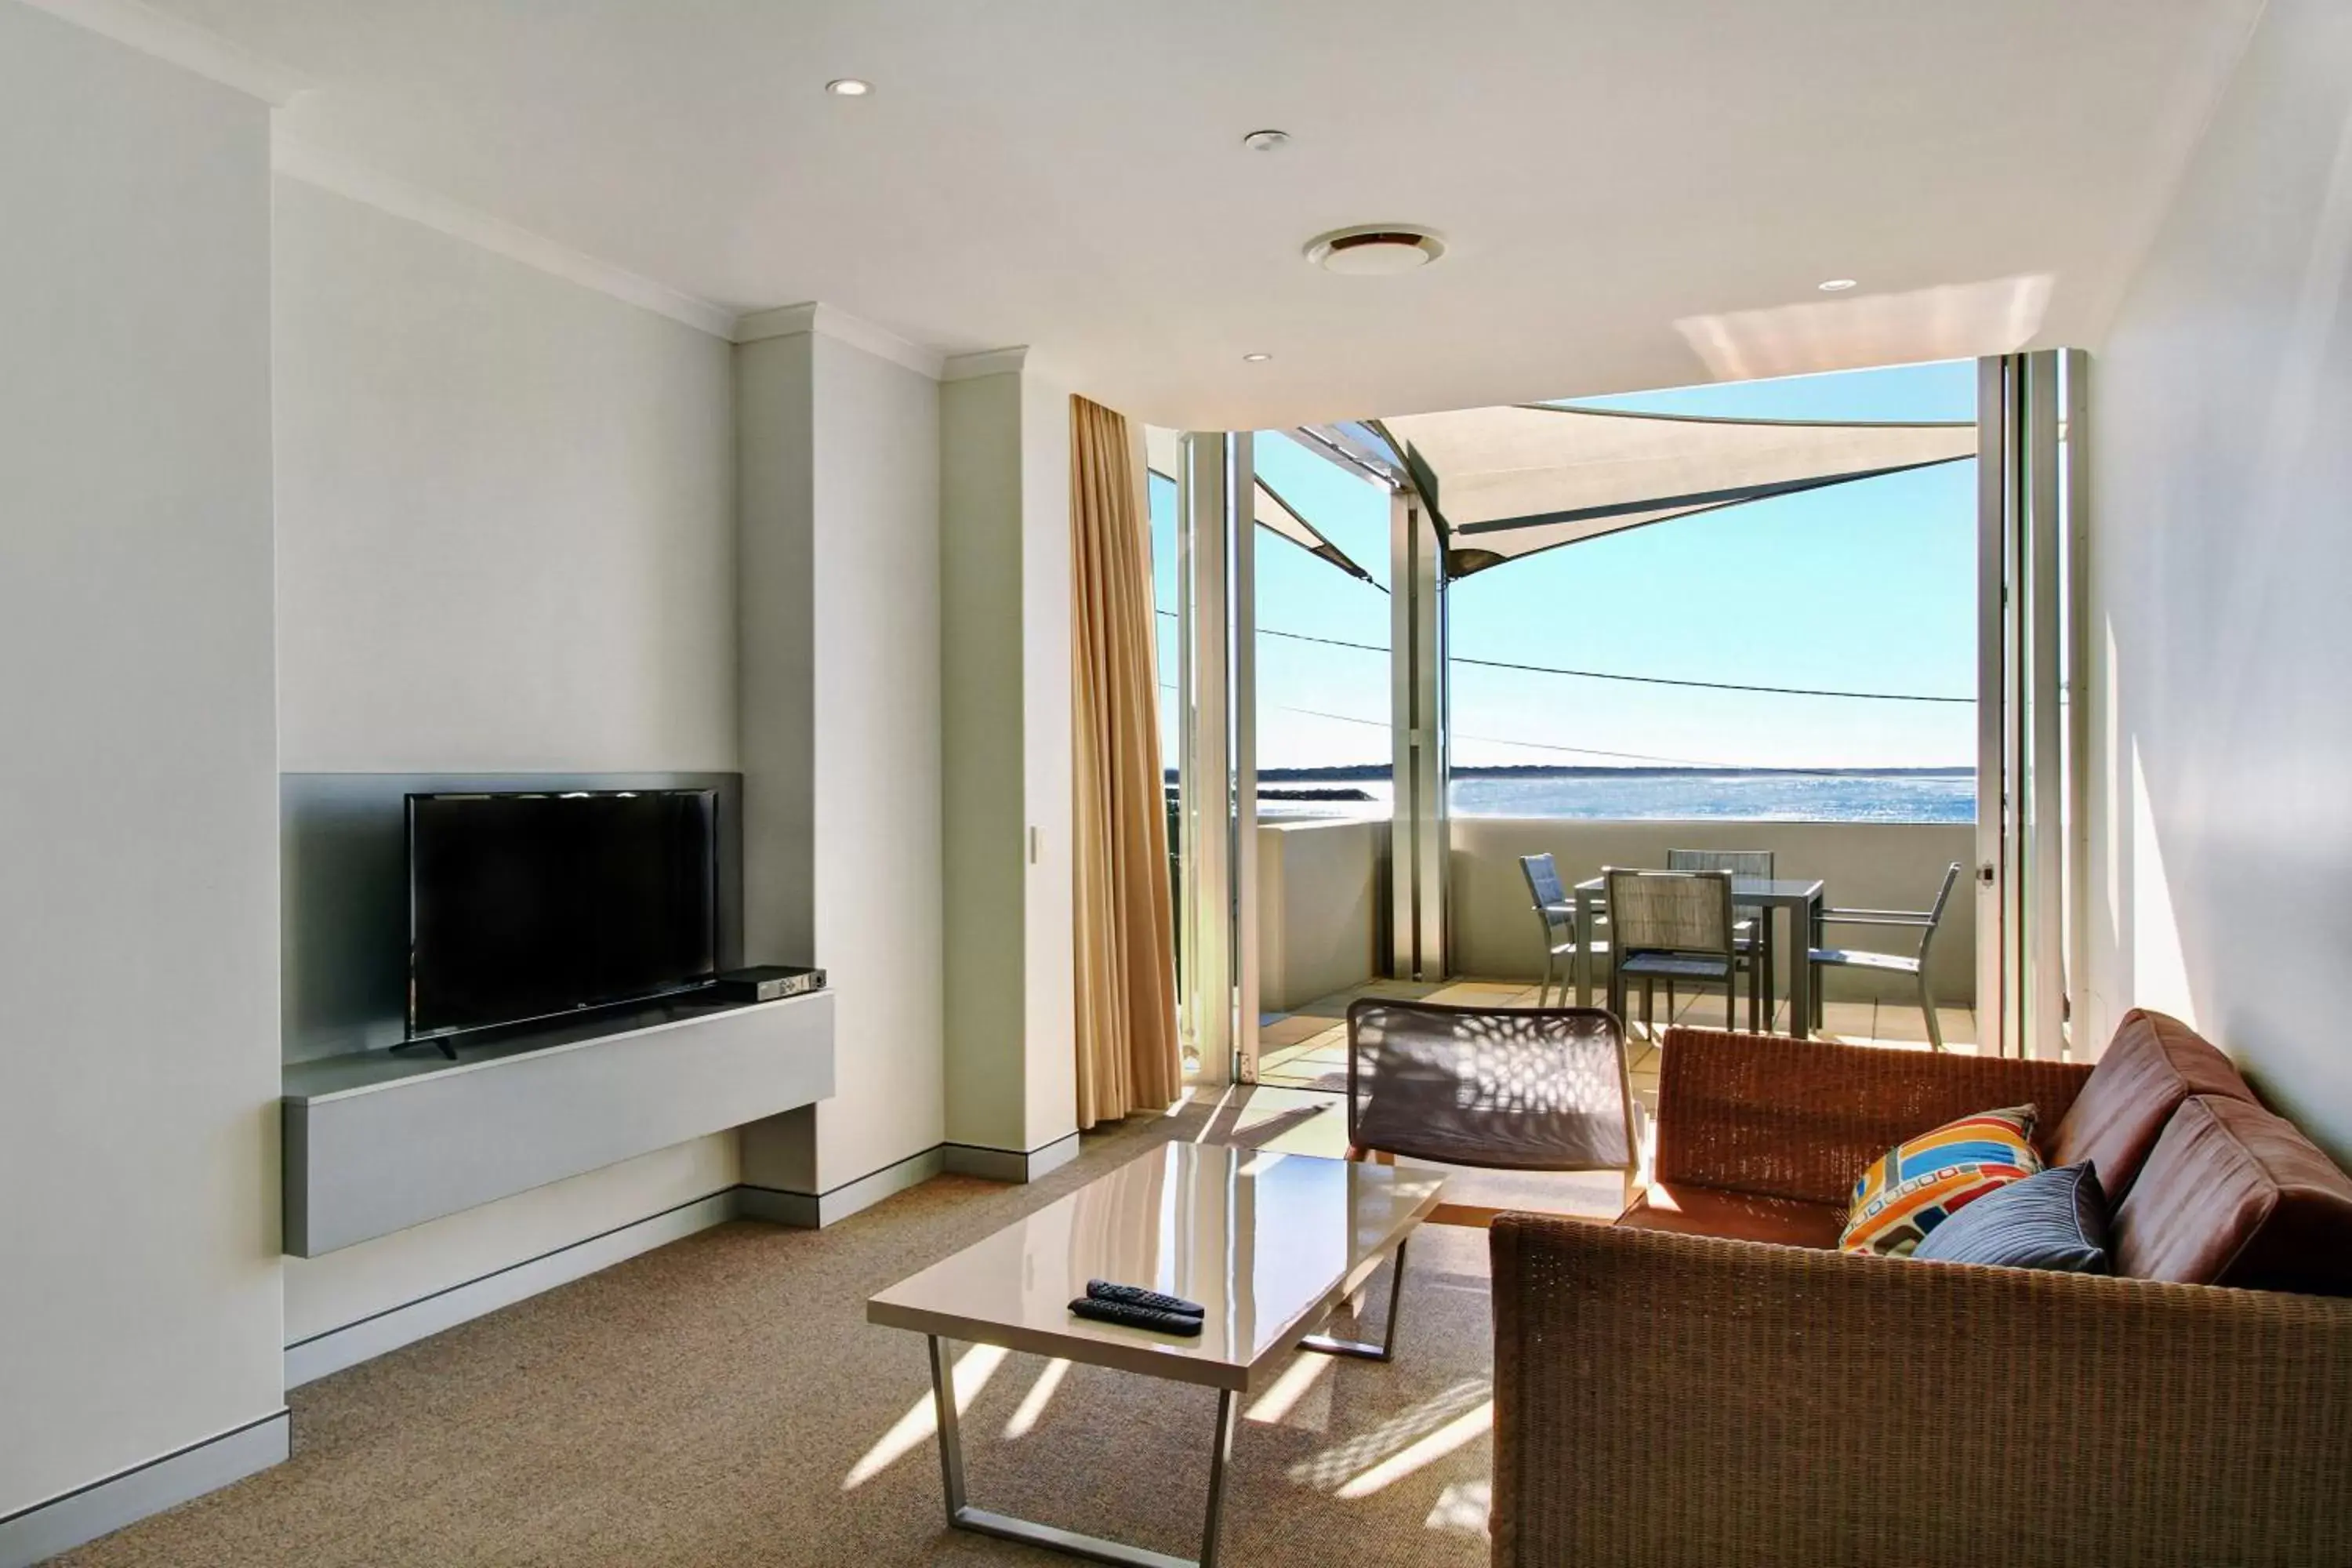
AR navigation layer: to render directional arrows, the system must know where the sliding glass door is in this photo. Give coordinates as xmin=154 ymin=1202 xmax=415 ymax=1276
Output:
xmin=1976 ymin=349 xmax=2088 ymax=1059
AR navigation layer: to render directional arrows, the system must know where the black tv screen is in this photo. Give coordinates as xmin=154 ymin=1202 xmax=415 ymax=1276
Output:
xmin=407 ymin=789 xmax=719 ymax=1039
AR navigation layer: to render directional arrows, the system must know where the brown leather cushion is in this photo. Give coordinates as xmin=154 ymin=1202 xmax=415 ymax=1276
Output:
xmin=1617 ymin=1182 xmax=1846 ymax=1250
xmin=2049 ymin=1009 xmax=2257 ymax=1200
xmin=2111 ymin=1096 xmax=2352 ymax=1295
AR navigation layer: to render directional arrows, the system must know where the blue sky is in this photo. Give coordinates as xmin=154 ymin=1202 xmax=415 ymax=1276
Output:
xmin=1153 ymin=359 xmax=1977 ymax=772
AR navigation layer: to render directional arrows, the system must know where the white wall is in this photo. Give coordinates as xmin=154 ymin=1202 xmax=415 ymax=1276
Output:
xmin=1450 ymin=818 xmax=1977 ymax=1004
xmin=0 ymin=3 xmax=283 ymax=1517
xmin=809 ymin=334 xmax=949 ymax=1182
xmin=2085 ymin=0 xmax=2352 ymax=1161
xmin=270 ymin=173 xmax=743 ymax=1339
xmin=1018 ymin=372 xmax=1078 ymax=1152
xmin=738 ymin=328 xmax=946 ymax=1196
xmin=273 ymin=177 xmax=736 ymax=775
xmin=938 ymin=363 xmax=1080 ymax=1159
xmin=939 ymin=372 xmax=1031 ymax=1151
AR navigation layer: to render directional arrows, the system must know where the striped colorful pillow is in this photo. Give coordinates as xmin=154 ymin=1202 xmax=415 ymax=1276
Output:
xmin=1842 ymin=1105 xmax=2043 ymax=1257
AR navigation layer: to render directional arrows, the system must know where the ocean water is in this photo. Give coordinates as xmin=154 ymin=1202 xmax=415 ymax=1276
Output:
xmin=1253 ymin=770 xmax=1975 ymax=824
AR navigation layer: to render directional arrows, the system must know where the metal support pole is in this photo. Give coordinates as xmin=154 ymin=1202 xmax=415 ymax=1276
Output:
xmin=2026 ymin=351 xmax=2066 ymax=1061
xmin=1232 ymin=433 xmax=1258 ymax=1085
xmin=2060 ymin=349 xmax=2092 ymax=1060
xmin=1975 ymin=356 xmax=2012 ymax=1058
xmin=1179 ymin=434 xmax=1232 ymax=1085
xmin=1390 ymin=498 xmax=1448 ymax=982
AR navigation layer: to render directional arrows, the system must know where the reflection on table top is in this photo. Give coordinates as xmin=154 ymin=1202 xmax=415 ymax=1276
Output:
xmin=866 ymin=1142 xmax=1445 ymax=1392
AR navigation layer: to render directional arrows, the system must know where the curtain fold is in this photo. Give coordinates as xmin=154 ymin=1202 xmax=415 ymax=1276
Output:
xmin=1069 ymin=395 xmax=1181 ymax=1129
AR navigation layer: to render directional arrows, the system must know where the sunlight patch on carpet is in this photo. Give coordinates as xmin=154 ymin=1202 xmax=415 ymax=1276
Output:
xmin=1334 ymin=1401 xmax=1492 ymax=1499
xmin=1286 ymin=1379 xmax=1491 ymax=1494
xmin=843 ymin=1343 xmax=1006 ymax=1489
xmin=1003 ymin=1358 xmax=1070 ymax=1439
xmin=1425 ymin=1479 xmax=1492 ymax=1537
xmin=1244 ymin=1350 xmax=1334 ymax=1428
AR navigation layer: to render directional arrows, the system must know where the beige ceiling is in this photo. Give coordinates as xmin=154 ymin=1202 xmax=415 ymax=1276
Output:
xmin=147 ymin=0 xmax=2259 ymax=427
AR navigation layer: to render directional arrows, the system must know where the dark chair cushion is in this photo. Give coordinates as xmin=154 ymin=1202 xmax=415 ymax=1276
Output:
xmin=2049 ymin=1009 xmax=2257 ymax=1200
xmin=2111 ymin=1096 xmax=2352 ymax=1295
xmin=1616 ymin=1183 xmax=1846 ymax=1250
xmin=1913 ymin=1161 xmax=2110 ymax=1272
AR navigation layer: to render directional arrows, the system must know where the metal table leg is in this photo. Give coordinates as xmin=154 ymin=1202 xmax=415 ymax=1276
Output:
xmin=927 ymin=1335 xmax=1242 ymax=1568
xmin=1573 ymin=890 xmax=1596 ymax=1008
xmin=1787 ymin=899 xmax=1813 ymax=1039
xmin=1299 ymin=1238 xmax=1407 ymax=1362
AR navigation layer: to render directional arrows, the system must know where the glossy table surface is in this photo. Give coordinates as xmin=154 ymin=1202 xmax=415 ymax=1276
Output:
xmin=867 ymin=1142 xmax=1446 ymax=1392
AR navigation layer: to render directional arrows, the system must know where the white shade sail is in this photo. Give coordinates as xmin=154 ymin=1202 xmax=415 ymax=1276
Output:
xmin=1366 ymin=404 xmax=1976 ymax=577
xmin=1145 ymin=426 xmax=1377 ymax=583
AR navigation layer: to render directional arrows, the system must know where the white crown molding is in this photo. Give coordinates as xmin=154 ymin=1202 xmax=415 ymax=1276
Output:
xmin=734 ymin=303 xmax=946 ymax=380
xmin=272 ymin=133 xmax=740 ymax=340
xmin=19 ymin=0 xmax=311 ymax=105
xmin=941 ymin=346 xmax=1033 ymax=382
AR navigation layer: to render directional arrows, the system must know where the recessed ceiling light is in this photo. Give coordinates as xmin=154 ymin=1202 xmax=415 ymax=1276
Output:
xmin=1243 ymin=352 xmax=1272 ymax=363
xmin=1241 ymin=129 xmax=1290 ymax=152
xmin=826 ymin=78 xmax=872 ymax=97
xmin=1305 ymin=225 xmax=1448 ymax=276
xmin=1817 ymin=278 xmax=1858 ymax=292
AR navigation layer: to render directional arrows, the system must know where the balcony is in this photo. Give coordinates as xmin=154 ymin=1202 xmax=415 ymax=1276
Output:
xmin=1253 ymin=813 xmax=1978 ymax=1097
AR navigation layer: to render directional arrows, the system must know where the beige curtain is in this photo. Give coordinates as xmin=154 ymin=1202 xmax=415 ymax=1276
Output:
xmin=1069 ymin=395 xmax=1181 ymax=1128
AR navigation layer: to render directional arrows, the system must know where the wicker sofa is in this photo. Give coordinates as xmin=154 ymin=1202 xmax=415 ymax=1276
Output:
xmin=1490 ymin=1014 xmax=2352 ymax=1568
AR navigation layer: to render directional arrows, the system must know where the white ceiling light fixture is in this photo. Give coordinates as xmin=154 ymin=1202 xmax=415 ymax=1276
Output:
xmin=825 ymin=77 xmax=871 ymax=96
xmin=1241 ymin=129 xmax=1290 ymax=152
xmin=1305 ymin=224 xmax=1448 ymax=276
xmin=1243 ymin=351 xmax=1272 ymax=362
xmin=1817 ymin=277 xmax=1858 ymax=292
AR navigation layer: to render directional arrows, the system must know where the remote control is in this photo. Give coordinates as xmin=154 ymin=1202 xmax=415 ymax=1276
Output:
xmin=1069 ymin=1298 xmax=1204 ymax=1336
xmin=1087 ymin=1280 xmax=1203 ymax=1317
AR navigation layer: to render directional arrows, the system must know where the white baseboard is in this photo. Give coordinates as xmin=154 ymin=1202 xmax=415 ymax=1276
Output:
xmin=0 ymin=1410 xmax=288 ymax=1568
xmin=284 ymin=1189 xmax=735 ymax=1388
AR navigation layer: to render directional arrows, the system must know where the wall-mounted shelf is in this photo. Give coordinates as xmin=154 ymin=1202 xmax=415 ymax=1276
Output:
xmin=283 ymin=990 xmax=833 ymax=1256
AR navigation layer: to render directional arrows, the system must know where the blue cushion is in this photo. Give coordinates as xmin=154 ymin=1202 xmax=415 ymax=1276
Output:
xmin=1912 ymin=1161 xmax=2111 ymax=1273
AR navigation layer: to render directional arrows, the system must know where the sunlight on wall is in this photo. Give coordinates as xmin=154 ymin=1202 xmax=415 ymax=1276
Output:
xmin=1673 ymin=274 xmax=2052 ymax=384
xmin=2129 ymin=740 xmax=2197 ymax=1026
xmin=842 ymin=1342 xmax=1006 ymax=1490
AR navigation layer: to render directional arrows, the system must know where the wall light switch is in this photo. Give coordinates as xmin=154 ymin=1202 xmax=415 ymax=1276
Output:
xmin=1029 ymin=826 xmax=1040 ymax=864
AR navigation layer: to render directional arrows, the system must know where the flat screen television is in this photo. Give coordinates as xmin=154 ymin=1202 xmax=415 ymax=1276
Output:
xmin=407 ymin=789 xmax=719 ymax=1040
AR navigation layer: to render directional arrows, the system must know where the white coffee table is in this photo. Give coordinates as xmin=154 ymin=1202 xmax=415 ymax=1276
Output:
xmin=867 ymin=1141 xmax=1446 ymax=1568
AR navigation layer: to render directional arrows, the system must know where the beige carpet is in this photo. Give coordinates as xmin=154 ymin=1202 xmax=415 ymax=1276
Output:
xmin=60 ymin=1100 xmax=1496 ymax=1566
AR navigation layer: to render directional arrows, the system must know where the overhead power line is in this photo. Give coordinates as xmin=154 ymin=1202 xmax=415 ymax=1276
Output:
xmin=1156 ymin=608 xmax=1968 ymax=704
xmin=1269 ymin=703 xmax=1756 ymax=768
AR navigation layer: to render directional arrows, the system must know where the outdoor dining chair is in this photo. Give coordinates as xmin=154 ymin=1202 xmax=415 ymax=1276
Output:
xmin=1806 ymin=860 xmax=1965 ymax=1050
xmin=1606 ymin=867 xmax=1760 ymax=1033
xmin=1519 ymin=852 xmax=1605 ymax=1007
xmin=1664 ymin=848 xmax=1773 ymax=880
xmin=1667 ymin=848 xmax=1773 ymax=1015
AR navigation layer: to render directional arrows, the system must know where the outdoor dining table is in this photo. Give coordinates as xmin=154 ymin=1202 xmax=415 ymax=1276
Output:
xmin=1570 ymin=874 xmax=1828 ymax=1039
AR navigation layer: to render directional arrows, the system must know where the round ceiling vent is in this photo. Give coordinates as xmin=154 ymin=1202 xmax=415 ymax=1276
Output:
xmin=1305 ymin=224 xmax=1447 ymax=276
